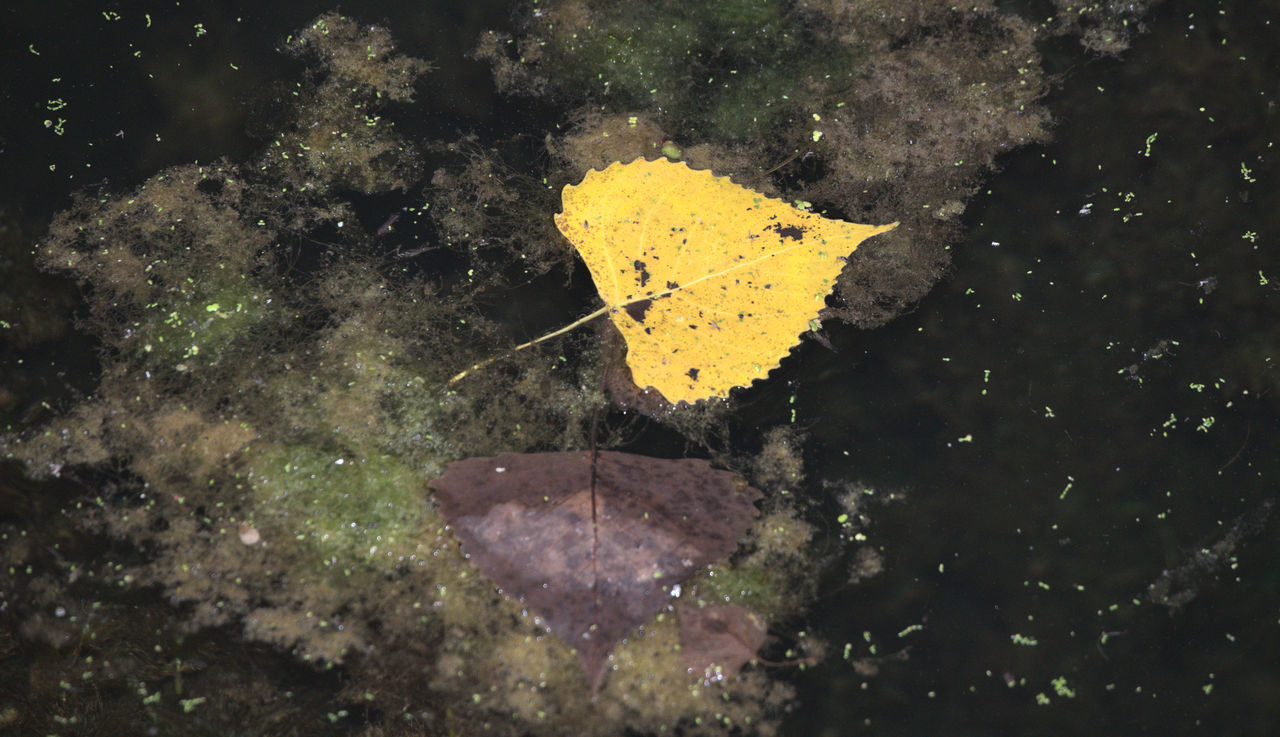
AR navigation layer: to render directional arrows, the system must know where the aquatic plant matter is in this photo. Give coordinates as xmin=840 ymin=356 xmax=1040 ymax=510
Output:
xmin=3 ymin=12 xmax=830 ymax=735
xmin=262 ymin=13 xmax=431 ymax=194
xmin=554 ymin=158 xmax=896 ymax=404
xmin=431 ymin=450 xmax=762 ymax=692
xmin=1044 ymin=0 xmax=1158 ymax=55
xmin=481 ymin=0 xmax=1053 ymax=329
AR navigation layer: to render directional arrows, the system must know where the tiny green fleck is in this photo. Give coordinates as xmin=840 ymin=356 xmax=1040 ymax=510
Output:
xmin=1143 ymin=132 xmax=1158 ymax=157
xmin=181 ymin=696 xmax=207 ymax=713
xmin=1051 ymin=676 xmax=1076 ymax=698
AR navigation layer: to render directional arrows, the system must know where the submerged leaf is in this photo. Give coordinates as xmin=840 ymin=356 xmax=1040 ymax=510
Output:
xmin=430 ymin=450 xmax=761 ymax=691
xmin=555 ymin=157 xmax=897 ymax=404
xmin=679 ymin=603 xmax=768 ymax=682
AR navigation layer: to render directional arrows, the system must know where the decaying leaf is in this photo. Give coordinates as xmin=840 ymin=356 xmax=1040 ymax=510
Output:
xmin=430 ymin=450 xmax=762 ymax=691
xmin=555 ymin=157 xmax=897 ymax=404
xmin=678 ymin=603 xmax=768 ymax=682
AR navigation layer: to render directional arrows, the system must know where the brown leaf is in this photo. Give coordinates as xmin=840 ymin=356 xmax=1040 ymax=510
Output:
xmin=678 ymin=604 xmax=768 ymax=682
xmin=430 ymin=450 xmax=761 ymax=691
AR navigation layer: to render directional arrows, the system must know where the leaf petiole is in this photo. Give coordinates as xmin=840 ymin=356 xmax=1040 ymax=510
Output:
xmin=447 ymin=305 xmax=610 ymax=385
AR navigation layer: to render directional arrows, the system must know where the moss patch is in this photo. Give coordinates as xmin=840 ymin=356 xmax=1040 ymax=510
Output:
xmin=480 ymin=0 xmax=1053 ymax=329
xmin=3 ymin=11 xmax=834 ymax=736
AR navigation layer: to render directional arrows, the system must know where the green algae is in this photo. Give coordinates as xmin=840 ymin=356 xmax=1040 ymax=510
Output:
xmin=242 ymin=442 xmax=427 ymax=563
xmin=2 ymin=11 xmax=831 ymax=736
xmin=507 ymin=0 xmax=826 ymax=143
xmin=1 ymin=0 xmax=1096 ymax=730
xmin=483 ymin=0 xmax=1052 ymax=331
xmin=139 ymin=274 xmax=272 ymax=371
xmin=265 ymin=14 xmax=432 ymax=196
xmin=10 ymin=2 xmax=1272 ymax=735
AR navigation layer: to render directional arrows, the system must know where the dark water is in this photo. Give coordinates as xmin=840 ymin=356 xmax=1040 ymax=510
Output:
xmin=791 ymin=4 xmax=1280 ymax=735
xmin=2 ymin=1 xmax=1277 ymax=735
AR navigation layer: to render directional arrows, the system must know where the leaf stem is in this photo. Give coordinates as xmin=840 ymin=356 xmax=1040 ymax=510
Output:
xmin=447 ymin=305 xmax=611 ymax=385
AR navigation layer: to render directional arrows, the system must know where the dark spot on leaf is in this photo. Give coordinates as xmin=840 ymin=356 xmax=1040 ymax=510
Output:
xmin=770 ymin=223 xmax=806 ymax=240
xmin=687 ymin=368 xmax=700 ymax=381
xmin=625 ymin=298 xmax=653 ymax=323
xmin=666 ymin=280 xmax=679 ymax=290
xmin=634 ymin=260 xmax=650 ymax=287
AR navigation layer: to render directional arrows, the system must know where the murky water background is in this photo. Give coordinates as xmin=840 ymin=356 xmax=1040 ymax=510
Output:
xmin=2 ymin=1 xmax=1276 ymax=734
xmin=791 ymin=5 xmax=1280 ymax=734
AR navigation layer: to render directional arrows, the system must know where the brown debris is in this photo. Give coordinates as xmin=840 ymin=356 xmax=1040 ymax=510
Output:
xmin=679 ymin=604 xmax=768 ymax=682
xmin=431 ymin=450 xmax=762 ymax=691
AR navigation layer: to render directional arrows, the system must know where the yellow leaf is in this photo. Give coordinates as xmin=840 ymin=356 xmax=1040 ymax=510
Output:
xmin=554 ymin=157 xmax=897 ymax=404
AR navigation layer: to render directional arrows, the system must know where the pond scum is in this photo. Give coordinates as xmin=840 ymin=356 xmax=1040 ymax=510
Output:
xmin=0 ymin=3 xmax=1124 ymax=734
